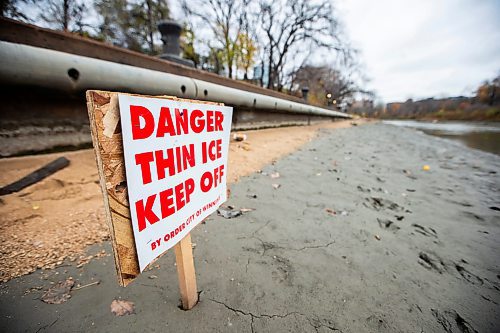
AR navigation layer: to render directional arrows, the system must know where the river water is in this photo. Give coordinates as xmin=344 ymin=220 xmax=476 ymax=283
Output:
xmin=383 ymin=120 xmax=500 ymax=156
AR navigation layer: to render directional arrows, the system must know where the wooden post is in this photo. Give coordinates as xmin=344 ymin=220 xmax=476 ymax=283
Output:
xmin=174 ymin=233 xmax=198 ymax=310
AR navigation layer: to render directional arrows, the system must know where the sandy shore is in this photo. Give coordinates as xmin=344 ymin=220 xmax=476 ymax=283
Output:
xmin=1 ymin=121 xmax=499 ymax=332
xmin=0 ymin=119 xmax=359 ymax=281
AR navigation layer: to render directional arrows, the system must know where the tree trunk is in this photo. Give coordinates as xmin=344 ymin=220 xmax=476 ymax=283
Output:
xmin=146 ymin=0 xmax=155 ymax=54
xmin=266 ymin=50 xmax=273 ymax=89
xmin=63 ymin=0 xmax=69 ymax=31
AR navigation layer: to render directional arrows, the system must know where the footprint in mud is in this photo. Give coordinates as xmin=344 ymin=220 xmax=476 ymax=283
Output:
xmin=365 ymin=314 xmax=390 ymax=331
xmin=242 ymin=246 xmax=261 ymax=255
xmin=403 ymin=169 xmax=417 ymax=180
xmin=411 ymin=224 xmax=437 ymax=238
xmin=446 ymin=199 xmax=473 ymax=207
xmin=353 ymin=229 xmax=371 ymax=243
xmin=377 ymin=218 xmax=400 ymax=232
xmin=272 ymin=266 xmax=289 ymax=284
xmin=418 ymin=251 xmax=447 ymax=273
xmin=357 ymin=185 xmax=371 ymax=193
xmin=461 ymin=211 xmax=485 ymax=222
xmin=454 ymin=264 xmax=483 ymax=286
xmin=440 ymin=164 xmax=457 ymax=170
xmin=431 ymin=309 xmax=478 ymax=333
xmin=271 ymin=256 xmax=293 ymax=284
xmin=364 ymin=197 xmax=405 ymax=212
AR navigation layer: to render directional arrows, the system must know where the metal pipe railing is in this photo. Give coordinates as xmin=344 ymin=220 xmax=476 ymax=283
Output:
xmin=0 ymin=41 xmax=350 ymax=118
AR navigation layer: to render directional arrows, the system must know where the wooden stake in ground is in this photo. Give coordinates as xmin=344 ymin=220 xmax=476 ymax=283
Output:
xmin=174 ymin=233 xmax=198 ymax=310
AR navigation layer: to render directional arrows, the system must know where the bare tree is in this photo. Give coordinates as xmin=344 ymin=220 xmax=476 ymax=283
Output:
xmin=291 ymin=61 xmax=371 ymax=108
xmin=258 ymin=0 xmax=345 ymax=91
xmin=38 ymin=0 xmax=87 ymax=32
xmin=1 ymin=0 xmax=33 ymax=21
xmin=95 ymin=0 xmax=169 ymax=54
xmin=132 ymin=0 xmax=169 ymax=54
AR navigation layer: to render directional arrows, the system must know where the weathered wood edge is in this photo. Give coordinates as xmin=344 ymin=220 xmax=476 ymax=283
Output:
xmin=86 ymin=90 xmax=134 ymax=286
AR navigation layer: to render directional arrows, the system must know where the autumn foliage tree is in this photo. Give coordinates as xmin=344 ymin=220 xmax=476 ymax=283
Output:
xmin=476 ymin=73 xmax=500 ymax=106
xmin=182 ymin=0 xmax=249 ymax=78
xmin=291 ymin=64 xmax=366 ymax=107
xmin=235 ymin=32 xmax=257 ymax=80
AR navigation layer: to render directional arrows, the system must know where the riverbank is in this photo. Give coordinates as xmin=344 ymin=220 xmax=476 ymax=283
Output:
xmin=1 ymin=122 xmax=499 ymax=332
xmin=0 ymin=119 xmax=362 ymax=282
xmin=380 ymin=107 xmax=500 ymax=122
xmin=383 ymin=120 xmax=500 ymax=155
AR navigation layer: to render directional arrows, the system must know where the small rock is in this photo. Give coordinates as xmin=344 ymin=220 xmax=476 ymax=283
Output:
xmin=233 ymin=133 xmax=247 ymax=141
xmin=217 ymin=207 xmax=242 ymax=219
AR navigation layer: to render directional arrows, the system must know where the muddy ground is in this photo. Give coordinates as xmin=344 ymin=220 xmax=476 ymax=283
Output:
xmin=1 ymin=122 xmax=499 ymax=332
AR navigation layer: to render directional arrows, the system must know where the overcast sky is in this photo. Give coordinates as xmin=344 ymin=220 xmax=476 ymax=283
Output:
xmin=336 ymin=0 xmax=500 ymax=103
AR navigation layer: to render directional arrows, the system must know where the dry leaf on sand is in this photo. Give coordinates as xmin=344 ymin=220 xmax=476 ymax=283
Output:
xmin=41 ymin=278 xmax=74 ymax=304
xmin=110 ymin=300 xmax=135 ymax=316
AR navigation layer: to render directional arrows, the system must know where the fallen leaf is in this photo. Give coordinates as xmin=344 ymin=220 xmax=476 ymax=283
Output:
xmin=326 ymin=208 xmax=336 ymax=215
xmin=41 ymin=278 xmax=74 ymax=304
xmin=110 ymin=299 xmax=135 ymax=316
